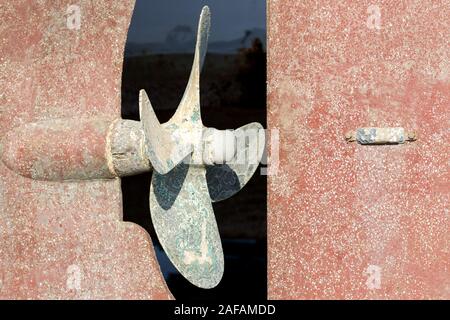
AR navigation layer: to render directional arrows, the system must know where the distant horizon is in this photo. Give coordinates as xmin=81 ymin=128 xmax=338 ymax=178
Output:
xmin=127 ymin=0 xmax=266 ymax=44
xmin=126 ymin=27 xmax=267 ymax=45
xmin=124 ymin=27 xmax=266 ymax=56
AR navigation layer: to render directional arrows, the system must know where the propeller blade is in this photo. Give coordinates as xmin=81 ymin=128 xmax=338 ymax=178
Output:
xmin=150 ymin=160 xmax=224 ymax=289
xmin=139 ymin=89 xmax=193 ymax=174
xmin=169 ymin=6 xmax=210 ymax=125
xmin=206 ymin=123 xmax=265 ymax=202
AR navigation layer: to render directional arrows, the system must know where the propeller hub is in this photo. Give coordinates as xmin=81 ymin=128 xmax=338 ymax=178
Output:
xmin=202 ymin=128 xmax=236 ymax=165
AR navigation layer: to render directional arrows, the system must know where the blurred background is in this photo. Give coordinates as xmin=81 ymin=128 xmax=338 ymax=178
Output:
xmin=121 ymin=0 xmax=266 ymax=300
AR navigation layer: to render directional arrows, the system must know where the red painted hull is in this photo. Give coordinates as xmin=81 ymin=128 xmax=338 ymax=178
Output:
xmin=0 ymin=0 xmax=171 ymax=299
xmin=268 ymin=0 xmax=449 ymax=299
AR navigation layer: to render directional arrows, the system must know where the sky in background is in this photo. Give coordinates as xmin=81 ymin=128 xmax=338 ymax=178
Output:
xmin=127 ymin=0 xmax=266 ymax=43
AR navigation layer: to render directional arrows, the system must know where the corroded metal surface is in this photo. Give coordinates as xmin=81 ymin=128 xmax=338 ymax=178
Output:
xmin=1 ymin=118 xmax=114 ymax=181
xmin=109 ymin=119 xmax=152 ymax=177
xmin=139 ymin=89 xmax=193 ymax=174
xmin=268 ymin=0 xmax=449 ymax=299
xmin=0 ymin=117 xmax=152 ymax=180
xmin=0 ymin=4 xmax=264 ymax=293
xmin=356 ymin=127 xmax=406 ymax=144
xmin=345 ymin=127 xmax=417 ymax=145
xmin=151 ymin=162 xmax=224 ymax=289
xmin=139 ymin=6 xmax=210 ymax=174
xmin=143 ymin=7 xmax=223 ymax=289
xmin=143 ymin=7 xmax=265 ymax=289
xmin=0 ymin=0 xmax=171 ymax=299
xmin=206 ymin=122 xmax=265 ymax=202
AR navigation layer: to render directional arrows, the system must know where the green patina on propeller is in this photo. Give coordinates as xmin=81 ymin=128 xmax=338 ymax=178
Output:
xmin=139 ymin=6 xmax=265 ymax=289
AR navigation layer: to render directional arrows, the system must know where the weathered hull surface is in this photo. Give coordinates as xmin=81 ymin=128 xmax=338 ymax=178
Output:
xmin=0 ymin=1 xmax=171 ymax=299
xmin=268 ymin=0 xmax=449 ymax=299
